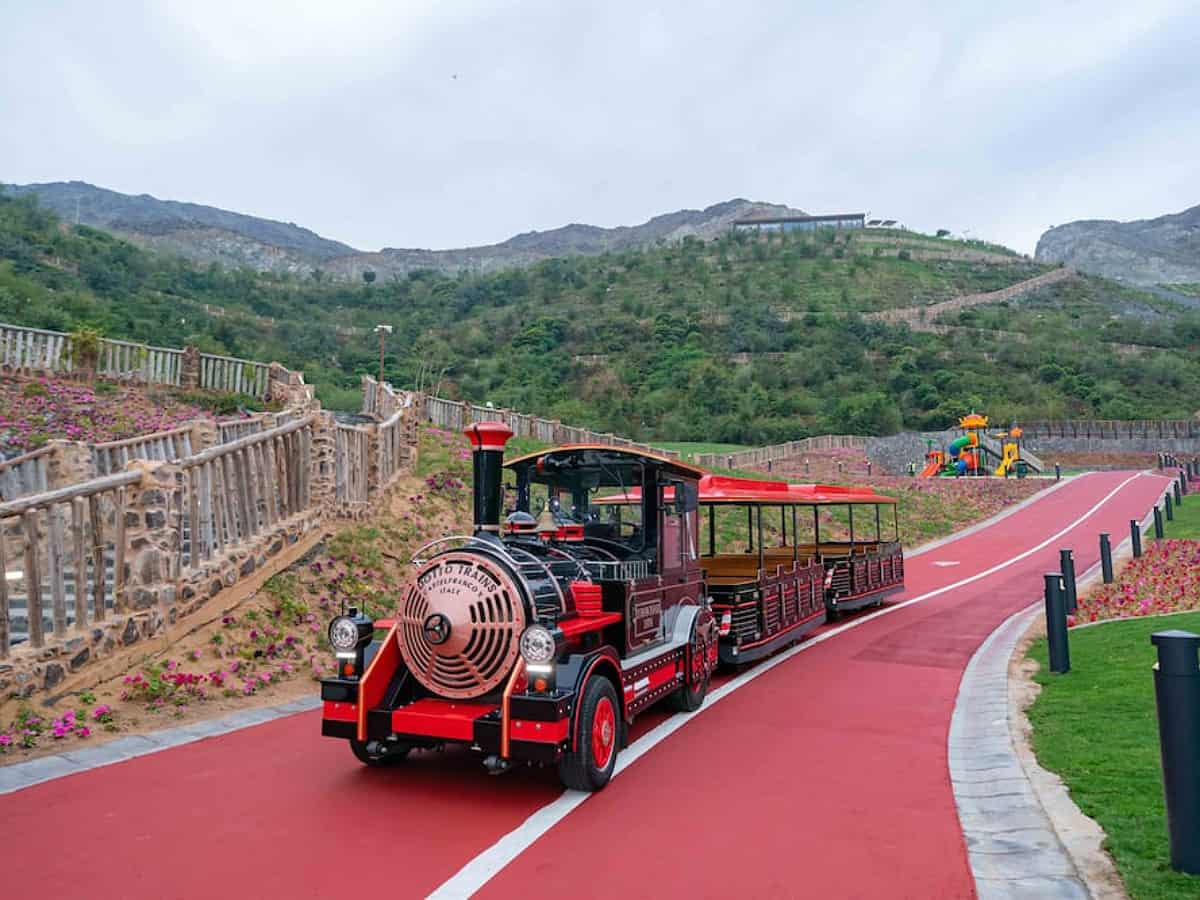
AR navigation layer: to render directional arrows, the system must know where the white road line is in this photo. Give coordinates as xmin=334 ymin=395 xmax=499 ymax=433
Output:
xmin=428 ymin=471 xmax=1162 ymax=899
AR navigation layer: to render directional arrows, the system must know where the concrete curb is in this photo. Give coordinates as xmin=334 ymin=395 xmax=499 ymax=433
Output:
xmin=950 ymin=605 xmax=1090 ymax=899
xmin=949 ymin=478 xmax=1172 ymax=898
xmin=0 ymin=696 xmax=321 ymax=795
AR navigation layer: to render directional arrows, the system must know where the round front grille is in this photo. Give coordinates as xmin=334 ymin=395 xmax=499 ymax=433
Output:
xmin=398 ymin=551 xmax=527 ymax=699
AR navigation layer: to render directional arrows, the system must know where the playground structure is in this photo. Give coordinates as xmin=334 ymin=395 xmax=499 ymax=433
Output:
xmin=920 ymin=414 xmax=1040 ymax=478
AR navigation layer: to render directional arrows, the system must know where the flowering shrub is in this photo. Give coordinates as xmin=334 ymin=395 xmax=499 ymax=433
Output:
xmin=0 ymin=704 xmax=102 ymax=753
xmin=0 ymin=375 xmax=214 ymax=454
xmin=425 ymin=473 xmax=465 ymax=495
xmin=1076 ymin=540 xmax=1200 ymax=623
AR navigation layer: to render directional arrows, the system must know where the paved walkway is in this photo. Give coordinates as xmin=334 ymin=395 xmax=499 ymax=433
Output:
xmin=0 ymin=471 xmax=1171 ymax=899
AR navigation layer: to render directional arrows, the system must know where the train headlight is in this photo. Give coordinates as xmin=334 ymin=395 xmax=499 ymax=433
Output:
xmin=519 ymin=625 xmax=556 ymax=665
xmin=328 ymin=608 xmax=373 ymax=651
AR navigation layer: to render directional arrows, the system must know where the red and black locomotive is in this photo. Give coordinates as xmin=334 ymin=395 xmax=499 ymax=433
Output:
xmin=320 ymin=423 xmax=717 ymax=791
xmin=319 ymin=423 xmax=903 ymax=791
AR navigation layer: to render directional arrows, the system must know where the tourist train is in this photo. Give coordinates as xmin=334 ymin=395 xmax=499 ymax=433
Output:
xmin=319 ymin=423 xmax=904 ymax=791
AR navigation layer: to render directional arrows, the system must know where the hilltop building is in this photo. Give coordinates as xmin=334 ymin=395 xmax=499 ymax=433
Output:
xmin=732 ymin=212 xmax=865 ymax=233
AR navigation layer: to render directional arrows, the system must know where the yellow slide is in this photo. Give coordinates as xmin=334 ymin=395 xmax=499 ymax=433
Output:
xmin=994 ymin=441 xmax=1020 ymax=477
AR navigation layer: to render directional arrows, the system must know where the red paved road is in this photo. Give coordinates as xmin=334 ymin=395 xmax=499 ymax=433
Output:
xmin=1 ymin=471 xmax=1170 ymax=899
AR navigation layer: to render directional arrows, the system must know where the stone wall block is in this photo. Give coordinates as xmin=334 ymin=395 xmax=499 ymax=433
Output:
xmin=181 ymin=345 xmax=201 ymax=390
xmin=46 ymin=440 xmax=97 ymax=489
xmin=190 ymin=418 xmax=219 ymax=453
xmin=120 ymin=459 xmax=181 ymax=612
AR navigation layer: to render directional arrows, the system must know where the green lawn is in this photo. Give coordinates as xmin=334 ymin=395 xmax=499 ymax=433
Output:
xmin=654 ymin=441 xmax=752 ymax=461
xmin=1162 ymin=488 xmax=1200 ymax=539
xmin=1028 ymin=613 xmax=1200 ymax=899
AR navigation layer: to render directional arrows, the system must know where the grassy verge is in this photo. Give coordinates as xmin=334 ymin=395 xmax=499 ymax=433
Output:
xmin=1161 ymin=489 xmax=1200 ymax=539
xmin=1028 ymin=613 xmax=1200 ymax=899
xmin=655 ymin=441 xmax=752 ymax=461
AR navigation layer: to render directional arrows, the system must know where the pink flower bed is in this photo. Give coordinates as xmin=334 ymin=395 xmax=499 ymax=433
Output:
xmin=0 ymin=376 xmax=213 ymax=455
xmin=1075 ymin=539 xmax=1200 ymax=624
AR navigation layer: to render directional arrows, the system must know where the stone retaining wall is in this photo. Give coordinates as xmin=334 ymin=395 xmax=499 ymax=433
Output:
xmin=0 ymin=374 xmax=416 ymax=708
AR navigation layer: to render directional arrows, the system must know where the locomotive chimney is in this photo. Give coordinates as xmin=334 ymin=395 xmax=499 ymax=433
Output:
xmin=464 ymin=421 xmax=514 ymax=534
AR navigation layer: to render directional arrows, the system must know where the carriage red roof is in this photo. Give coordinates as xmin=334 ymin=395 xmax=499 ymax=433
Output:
xmin=595 ymin=474 xmax=896 ymax=506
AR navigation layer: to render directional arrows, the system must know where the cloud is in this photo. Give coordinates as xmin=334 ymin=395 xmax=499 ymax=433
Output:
xmin=1 ymin=1 xmax=1197 ymax=254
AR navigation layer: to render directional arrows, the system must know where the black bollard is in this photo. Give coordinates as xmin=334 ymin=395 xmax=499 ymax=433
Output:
xmin=767 ymin=459 xmax=773 ymax=474
xmin=1176 ymin=480 xmax=1184 ymax=506
xmin=1059 ymin=548 xmax=1077 ymax=614
xmin=1100 ymin=532 xmax=1113 ymax=584
xmin=1055 ymin=462 xmax=1061 ymax=481
xmin=1131 ymin=519 xmax=1143 ymax=558
xmin=866 ymin=461 xmax=872 ymax=476
xmin=1151 ymin=630 xmax=1200 ymax=874
xmin=1155 ymin=505 xmax=1166 ymax=540
xmin=1167 ymin=492 xmax=1175 ymax=522
xmin=1044 ymin=574 xmax=1070 ymax=673
xmin=1158 ymin=452 xmax=1164 ymax=470
xmin=1182 ymin=472 xmax=1189 ymax=497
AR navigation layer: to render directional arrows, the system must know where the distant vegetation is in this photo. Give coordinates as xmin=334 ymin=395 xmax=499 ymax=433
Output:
xmin=2 ymin=188 xmax=1199 ymax=443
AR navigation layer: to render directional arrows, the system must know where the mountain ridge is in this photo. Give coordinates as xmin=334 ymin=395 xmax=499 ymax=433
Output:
xmin=1035 ymin=204 xmax=1200 ymax=286
xmin=4 ymin=180 xmax=805 ymax=278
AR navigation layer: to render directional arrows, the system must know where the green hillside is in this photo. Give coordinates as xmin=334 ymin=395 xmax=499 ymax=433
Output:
xmin=2 ymin=188 xmax=1199 ymax=443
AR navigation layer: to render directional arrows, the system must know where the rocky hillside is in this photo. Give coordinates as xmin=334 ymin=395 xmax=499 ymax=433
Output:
xmin=5 ymin=181 xmax=355 ymax=272
xmin=4 ymin=181 xmax=802 ymax=278
xmin=1035 ymin=204 xmax=1200 ymax=287
xmin=325 ymin=198 xmax=807 ymax=280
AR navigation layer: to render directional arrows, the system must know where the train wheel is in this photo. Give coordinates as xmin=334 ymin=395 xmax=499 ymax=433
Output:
xmin=350 ymin=738 xmax=411 ymax=767
xmin=670 ymin=610 xmax=716 ymax=712
xmin=558 ymin=677 xmax=619 ymax=791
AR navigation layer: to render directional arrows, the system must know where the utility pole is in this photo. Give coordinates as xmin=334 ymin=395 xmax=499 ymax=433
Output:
xmin=373 ymin=324 xmax=393 ymax=384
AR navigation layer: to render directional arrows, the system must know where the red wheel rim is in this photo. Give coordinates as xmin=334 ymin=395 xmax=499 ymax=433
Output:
xmin=591 ymin=697 xmax=616 ymax=769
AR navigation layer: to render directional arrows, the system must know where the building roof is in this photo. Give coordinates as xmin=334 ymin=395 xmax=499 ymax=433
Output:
xmin=733 ymin=213 xmax=866 ymax=226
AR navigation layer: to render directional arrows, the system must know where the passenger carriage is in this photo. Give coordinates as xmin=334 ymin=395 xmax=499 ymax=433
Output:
xmin=596 ymin=475 xmax=904 ymax=665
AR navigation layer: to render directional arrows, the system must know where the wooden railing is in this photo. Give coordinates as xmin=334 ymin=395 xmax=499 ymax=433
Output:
xmin=217 ymin=415 xmax=268 ymax=445
xmin=99 ymin=339 xmax=184 ymax=385
xmin=0 ymin=322 xmax=185 ymax=385
xmin=179 ymin=417 xmax=313 ymax=571
xmin=377 ymin=410 xmax=407 ymax=486
xmin=334 ymin=423 xmax=371 ymax=505
xmin=0 ymin=471 xmax=140 ymax=656
xmin=0 ymin=321 xmax=286 ymax=399
xmin=199 ymin=353 xmax=270 ymax=398
xmin=92 ymin=425 xmax=196 ymax=476
xmin=361 ymin=375 xmax=409 ymax=420
xmin=422 ymin=395 xmax=682 ymax=459
xmin=1021 ymin=420 xmax=1200 ymax=440
xmin=695 ymin=435 xmax=868 ymax=470
xmin=0 ymin=446 xmax=52 ymax=501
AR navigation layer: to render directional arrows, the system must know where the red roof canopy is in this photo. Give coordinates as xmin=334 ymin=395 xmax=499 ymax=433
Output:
xmin=595 ymin=474 xmax=896 ymax=506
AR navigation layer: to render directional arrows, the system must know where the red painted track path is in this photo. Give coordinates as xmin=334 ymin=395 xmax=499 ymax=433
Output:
xmin=2 ymin=471 xmax=1170 ymax=899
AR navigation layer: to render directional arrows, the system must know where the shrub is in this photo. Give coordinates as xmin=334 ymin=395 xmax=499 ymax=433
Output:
xmin=68 ymin=327 xmax=103 ymax=370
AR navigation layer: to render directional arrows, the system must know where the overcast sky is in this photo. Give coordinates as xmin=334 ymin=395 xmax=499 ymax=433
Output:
xmin=2 ymin=1 xmax=1197 ymax=254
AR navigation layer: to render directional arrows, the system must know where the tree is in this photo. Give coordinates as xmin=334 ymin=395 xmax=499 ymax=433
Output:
xmin=362 ymin=270 xmax=376 ymax=285
xmin=936 ymin=229 xmax=951 ymax=238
